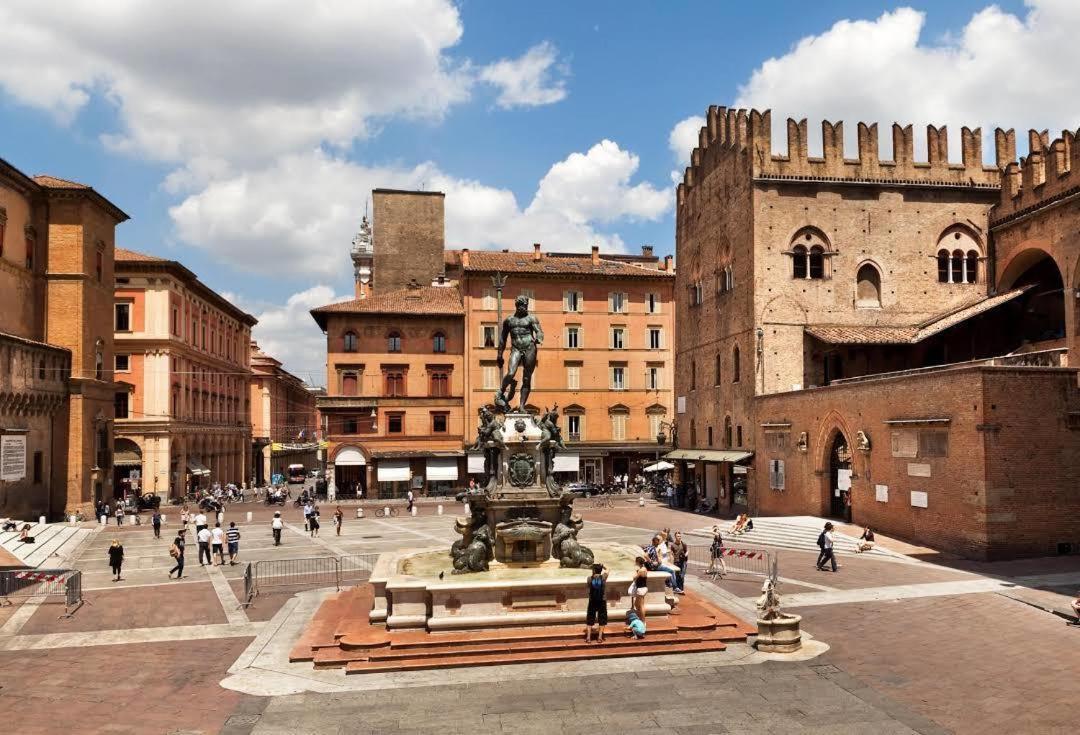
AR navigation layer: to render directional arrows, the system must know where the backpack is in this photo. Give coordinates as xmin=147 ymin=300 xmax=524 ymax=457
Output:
xmin=816 ymin=531 xmax=826 ymax=549
xmin=169 ymin=544 xmax=180 ymax=558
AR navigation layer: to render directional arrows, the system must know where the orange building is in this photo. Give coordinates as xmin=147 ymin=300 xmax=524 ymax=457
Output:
xmin=311 ymin=188 xmax=676 ymax=497
xmin=312 ymin=284 xmax=466 ymax=498
xmin=113 ymin=249 xmax=256 ymax=499
xmin=0 ymin=158 xmax=128 ymax=518
xmin=450 ymin=245 xmax=676 ymax=484
xmin=249 ymin=341 xmax=319 ymax=485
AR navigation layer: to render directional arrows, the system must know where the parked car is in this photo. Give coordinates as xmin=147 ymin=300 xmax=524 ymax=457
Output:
xmin=565 ymin=482 xmax=602 ymax=496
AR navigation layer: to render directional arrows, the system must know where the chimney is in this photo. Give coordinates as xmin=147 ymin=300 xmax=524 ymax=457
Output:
xmin=641 ymin=244 xmax=654 ymax=258
xmin=461 ymin=248 xmax=470 ymax=267
xmin=591 ymin=244 xmax=600 ymax=266
xmin=663 ymin=255 xmax=673 ymax=272
xmin=532 ymin=242 xmax=542 ymax=261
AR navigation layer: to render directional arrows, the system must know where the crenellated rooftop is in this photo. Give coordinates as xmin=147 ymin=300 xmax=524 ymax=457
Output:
xmin=992 ymin=127 xmax=1080 ymax=226
xmin=677 ymin=106 xmax=1016 ymax=207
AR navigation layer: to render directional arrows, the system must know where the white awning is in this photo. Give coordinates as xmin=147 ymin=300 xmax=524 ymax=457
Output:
xmin=186 ymin=459 xmax=210 ymax=476
xmin=467 ymin=453 xmax=486 ymax=474
xmin=426 ymin=457 xmax=458 ymax=482
xmin=552 ymin=453 xmax=579 ymax=473
xmin=644 ymin=460 xmax=675 ymax=472
xmin=334 ymin=447 xmax=366 ymax=466
xmin=377 ymin=459 xmax=410 ymax=482
xmin=664 ymin=449 xmax=753 ymax=463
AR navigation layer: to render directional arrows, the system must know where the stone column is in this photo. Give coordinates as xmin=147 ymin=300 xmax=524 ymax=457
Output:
xmin=327 ymin=462 xmax=337 ymax=501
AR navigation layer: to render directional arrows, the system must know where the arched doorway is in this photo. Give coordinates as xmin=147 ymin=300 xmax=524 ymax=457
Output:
xmin=999 ymin=249 xmax=1066 ymax=349
xmin=113 ymin=438 xmax=142 ymax=501
xmin=827 ymin=431 xmax=852 ymax=521
xmin=333 ymin=446 xmax=367 ymax=499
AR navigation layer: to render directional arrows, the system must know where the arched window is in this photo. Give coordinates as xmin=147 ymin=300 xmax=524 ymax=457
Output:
xmin=951 ymin=250 xmax=964 ymax=284
xmin=724 ymin=416 xmax=733 ymax=448
xmin=965 ymin=250 xmax=979 ymax=284
xmin=343 ymin=331 xmax=358 ymax=353
xmin=808 ymin=246 xmax=825 ymax=279
xmin=432 ymin=332 xmax=446 ymax=353
xmin=792 ymin=245 xmax=808 ymax=278
xmin=387 ymin=331 xmax=402 ymax=353
xmin=937 ymin=250 xmax=950 ymax=283
xmin=732 ymin=346 xmax=740 ymax=383
xmin=856 ymin=263 xmax=882 ymax=308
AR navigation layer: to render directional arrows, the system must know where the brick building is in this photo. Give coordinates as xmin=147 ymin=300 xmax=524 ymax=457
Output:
xmin=675 ymin=106 xmax=1080 ymax=559
xmin=313 ymin=188 xmax=676 ymax=497
xmin=113 ymin=249 xmax=256 ymax=499
xmin=0 ymin=158 xmax=128 ymax=519
xmin=249 ymin=341 xmax=320 ymax=485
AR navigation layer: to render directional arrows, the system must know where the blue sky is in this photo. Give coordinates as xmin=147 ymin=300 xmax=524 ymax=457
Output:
xmin=4 ymin=0 xmax=1070 ymax=383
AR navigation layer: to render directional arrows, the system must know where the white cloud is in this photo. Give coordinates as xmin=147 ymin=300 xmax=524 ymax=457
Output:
xmin=734 ymin=2 xmax=1080 ymax=160
xmin=170 ymin=142 xmax=671 ymax=278
xmin=229 ymin=285 xmax=349 ymax=386
xmin=0 ymin=0 xmax=470 ymax=178
xmin=668 ymin=115 xmax=706 ymax=166
xmin=478 ymin=41 xmax=568 ymax=109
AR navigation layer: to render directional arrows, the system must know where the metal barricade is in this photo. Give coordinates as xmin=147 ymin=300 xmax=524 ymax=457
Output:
xmin=241 ymin=562 xmax=255 ymax=608
xmin=252 ymin=556 xmax=340 ymax=594
xmin=686 ymin=544 xmax=771 ymax=579
xmin=338 ymin=553 xmax=378 ymax=586
xmin=0 ymin=569 xmax=84 ymax=618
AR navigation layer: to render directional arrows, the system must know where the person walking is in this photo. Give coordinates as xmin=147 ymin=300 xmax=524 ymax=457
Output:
xmin=180 ymin=506 xmax=190 ymax=531
xmin=115 ymin=503 xmax=125 ymax=527
xmin=406 ymin=489 xmax=415 ymax=515
xmin=333 ymin=506 xmax=344 ymax=537
xmin=707 ymin=525 xmax=727 ymax=577
xmin=168 ymin=529 xmax=186 ymax=579
xmin=584 ymin=563 xmax=609 ymax=643
xmin=816 ymin=522 xmax=838 ymax=572
xmin=271 ymin=512 xmax=283 ymax=546
xmin=107 ymin=539 xmax=124 ymax=582
xmin=665 ymin=483 xmax=675 ymax=508
xmin=225 ymin=521 xmax=241 ymax=565
xmin=194 ymin=510 xmax=208 ymax=537
xmin=211 ymin=522 xmax=225 ymax=565
xmin=197 ymin=525 xmax=213 ymax=566
xmin=309 ymin=507 xmax=321 ymax=538
xmin=151 ymin=509 xmax=162 ymax=539
xmin=302 ymin=500 xmax=313 ymax=532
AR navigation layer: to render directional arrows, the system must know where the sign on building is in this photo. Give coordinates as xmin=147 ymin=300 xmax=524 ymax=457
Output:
xmin=1 ymin=435 xmax=27 ymax=482
xmin=768 ymin=459 xmax=785 ymax=490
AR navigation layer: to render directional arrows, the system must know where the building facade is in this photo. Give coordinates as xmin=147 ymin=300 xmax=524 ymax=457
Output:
xmin=675 ymin=106 xmax=1080 ymax=559
xmin=0 ymin=158 xmax=128 ymax=519
xmin=113 ymin=248 xmax=256 ymax=499
xmin=249 ymin=341 xmax=319 ymax=485
xmin=312 ymin=188 xmax=676 ymax=498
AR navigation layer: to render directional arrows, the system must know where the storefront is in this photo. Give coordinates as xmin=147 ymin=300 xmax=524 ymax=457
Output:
xmin=662 ymin=449 xmax=752 ymax=512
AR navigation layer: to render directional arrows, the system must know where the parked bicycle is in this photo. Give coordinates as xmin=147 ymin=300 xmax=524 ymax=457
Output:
xmin=590 ymin=495 xmax=615 ymax=509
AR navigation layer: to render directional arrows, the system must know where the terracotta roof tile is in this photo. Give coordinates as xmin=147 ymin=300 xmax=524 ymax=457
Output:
xmin=115 ymin=247 xmax=168 ymax=262
xmin=449 ymin=249 xmax=673 ymax=279
xmin=311 ymin=285 xmax=464 ymax=318
xmin=806 ymin=286 xmax=1033 ymax=345
xmin=32 ymin=174 xmax=91 ymax=189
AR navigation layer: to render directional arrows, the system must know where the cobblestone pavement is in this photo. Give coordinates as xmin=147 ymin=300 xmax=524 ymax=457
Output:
xmin=0 ymin=501 xmax=1077 ymax=734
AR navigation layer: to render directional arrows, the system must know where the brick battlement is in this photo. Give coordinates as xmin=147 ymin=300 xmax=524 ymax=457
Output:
xmin=678 ymin=106 xmax=1012 ymax=207
xmin=992 ymin=128 xmax=1080 ymax=225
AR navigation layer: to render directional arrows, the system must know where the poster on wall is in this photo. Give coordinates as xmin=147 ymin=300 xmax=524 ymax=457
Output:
xmin=910 ymin=490 xmax=928 ymax=508
xmin=875 ymin=484 xmax=889 ymax=503
xmin=837 ymin=468 xmax=852 ymax=491
xmin=1 ymin=435 xmax=27 ymax=481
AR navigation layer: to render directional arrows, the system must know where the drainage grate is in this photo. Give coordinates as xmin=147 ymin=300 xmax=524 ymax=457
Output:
xmin=360 ymin=535 xmax=383 ymax=539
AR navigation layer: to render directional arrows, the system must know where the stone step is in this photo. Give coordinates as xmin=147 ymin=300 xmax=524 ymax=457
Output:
xmin=344 ymin=639 xmax=727 ymax=674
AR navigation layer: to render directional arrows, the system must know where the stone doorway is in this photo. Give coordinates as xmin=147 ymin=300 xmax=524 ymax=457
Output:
xmin=827 ymin=432 xmax=852 ymax=522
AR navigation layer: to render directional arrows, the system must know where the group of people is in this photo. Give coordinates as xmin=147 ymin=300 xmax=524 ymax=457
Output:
xmin=167 ymin=509 xmax=242 ymax=579
xmin=582 ymin=563 xmax=647 ymax=643
xmin=729 ymin=513 xmax=753 ymax=535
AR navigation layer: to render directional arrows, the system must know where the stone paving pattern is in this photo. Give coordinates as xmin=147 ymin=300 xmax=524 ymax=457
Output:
xmin=0 ymin=496 xmax=1078 ymax=734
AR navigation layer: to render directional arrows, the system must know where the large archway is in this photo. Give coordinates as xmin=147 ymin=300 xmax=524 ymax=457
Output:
xmin=825 ymin=430 xmax=853 ymax=521
xmin=998 ymin=248 xmax=1066 ymax=349
xmin=333 ymin=445 xmax=367 ymax=499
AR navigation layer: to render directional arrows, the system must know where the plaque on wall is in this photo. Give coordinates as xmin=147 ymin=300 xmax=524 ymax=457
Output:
xmin=907 ymin=463 xmax=931 ymax=477
xmin=910 ymin=490 xmax=928 ymax=508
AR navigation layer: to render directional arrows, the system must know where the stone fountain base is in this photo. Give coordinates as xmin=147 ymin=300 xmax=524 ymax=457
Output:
xmin=370 ymin=543 xmax=675 ymax=631
xmin=754 ymin=614 xmax=803 ymax=653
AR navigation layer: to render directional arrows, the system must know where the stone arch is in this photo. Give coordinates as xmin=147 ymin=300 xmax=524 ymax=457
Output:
xmin=855 ymin=260 xmax=883 ymax=308
xmin=814 ymin=411 xmax=861 ymax=520
xmin=997 ymin=245 xmax=1066 ymax=346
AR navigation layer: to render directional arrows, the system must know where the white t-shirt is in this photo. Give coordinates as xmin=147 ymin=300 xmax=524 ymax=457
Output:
xmin=211 ymin=527 xmax=224 ymax=545
xmin=657 ymin=541 xmax=674 ymax=566
xmin=195 ymin=514 xmax=207 ymax=526
xmin=823 ymin=531 xmax=834 ymax=550
xmin=271 ymin=518 xmax=283 ymax=529
xmin=197 ymin=528 xmax=212 ymax=544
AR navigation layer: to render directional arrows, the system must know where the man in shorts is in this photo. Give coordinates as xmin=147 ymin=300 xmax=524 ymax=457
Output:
xmin=226 ymin=521 xmax=241 ymax=565
xmin=584 ymin=563 xmax=609 ymax=643
xmin=210 ymin=522 xmax=225 ymax=565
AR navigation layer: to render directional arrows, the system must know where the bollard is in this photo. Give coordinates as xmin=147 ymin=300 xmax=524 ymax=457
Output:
xmin=356 ymin=507 xmax=364 ymax=519
xmin=437 ymin=504 xmax=443 ymax=516
xmin=39 ymin=515 xmax=46 ymax=525
xmin=411 ymin=506 xmax=417 ymax=517
xmin=384 ymin=507 xmax=391 ymax=518
xmin=217 ymin=511 xmax=225 ymax=525
xmin=246 ymin=511 xmax=253 ymax=523
xmin=638 ymin=497 xmax=645 ymax=507
xmin=100 ymin=515 xmax=107 ymax=526
xmin=464 ymin=502 xmax=470 ymax=516
xmin=161 ymin=514 xmax=167 ymax=525
xmin=69 ymin=515 xmax=77 ymax=524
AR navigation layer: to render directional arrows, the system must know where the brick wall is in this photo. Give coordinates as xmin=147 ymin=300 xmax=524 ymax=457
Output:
xmin=372 ymin=189 xmax=445 ymax=293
